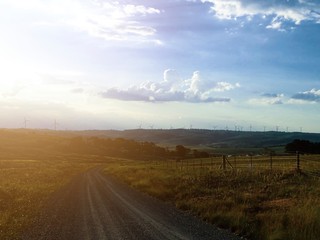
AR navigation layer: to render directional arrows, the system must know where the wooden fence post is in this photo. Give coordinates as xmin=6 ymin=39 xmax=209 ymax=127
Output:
xmin=296 ymin=151 xmax=300 ymax=172
xmin=193 ymin=159 xmax=195 ymax=171
xmin=222 ymin=155 xmax=226 ymax=171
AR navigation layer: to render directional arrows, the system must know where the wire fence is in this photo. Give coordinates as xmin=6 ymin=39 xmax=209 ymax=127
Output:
xmin=149 ymin=152 xmax=320 ymax=176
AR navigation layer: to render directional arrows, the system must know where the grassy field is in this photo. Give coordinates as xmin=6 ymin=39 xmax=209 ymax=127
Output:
xmin=103 ymin=155 xmax=320 ymax=240
xmin=1 ymin=129 xmax=319 ymax=239
xmin=0 ymin=153 xmax=103 ymax=240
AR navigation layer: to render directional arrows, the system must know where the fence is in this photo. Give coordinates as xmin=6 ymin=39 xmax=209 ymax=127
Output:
xmin=149 ymin=152 xmax=320 ymax=176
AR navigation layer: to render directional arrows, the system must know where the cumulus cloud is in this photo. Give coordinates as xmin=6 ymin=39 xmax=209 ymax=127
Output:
xmin=201 ymin=0 xmax=320 ymax=30
xmin=291 ymin=89 xmax=320 ymax=102
xmin=100 ymin=69 xmax=240 ymax=103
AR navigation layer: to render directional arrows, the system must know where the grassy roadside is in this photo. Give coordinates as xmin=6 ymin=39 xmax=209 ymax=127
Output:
xmin=103 ymin=158 xmax=320 ymax=240
xmin=0 ymin=154 xmax=101 ymax=240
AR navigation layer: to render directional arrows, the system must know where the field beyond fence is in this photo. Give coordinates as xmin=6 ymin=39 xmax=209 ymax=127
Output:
xmin=146 ymin=153 xmax=320 ymax=176
xmin=104 ymin=154 xmax=320 ymax=240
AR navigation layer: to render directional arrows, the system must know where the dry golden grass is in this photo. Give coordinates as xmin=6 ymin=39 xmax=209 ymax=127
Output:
xmin=104 ymin=157 xmax=320 ymax=240
xmin=0 ymin=154 xmax=101 ymax=240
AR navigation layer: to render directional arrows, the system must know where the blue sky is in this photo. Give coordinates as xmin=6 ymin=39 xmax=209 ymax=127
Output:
xmin=0 ymin=0 xmax=319 ymax=132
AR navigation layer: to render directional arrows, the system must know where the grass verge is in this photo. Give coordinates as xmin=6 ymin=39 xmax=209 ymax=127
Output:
xmin=0 ymin=154 xmax=101 ymax=240
xmin=104 ymin=159 xmax=320 ymax=240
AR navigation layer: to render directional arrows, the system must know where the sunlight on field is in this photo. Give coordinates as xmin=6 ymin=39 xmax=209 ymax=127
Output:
xmin=1 ymin=129 xmax=319 ymax=239
xmin=104 ymin=157 xmax=320 ymax=240
xmin=0 ymin=156 xmax=99 ymax=240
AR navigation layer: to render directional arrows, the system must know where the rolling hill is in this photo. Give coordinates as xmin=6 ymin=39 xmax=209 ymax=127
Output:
xmin=70 ymin=129 xmax=320 ymax=148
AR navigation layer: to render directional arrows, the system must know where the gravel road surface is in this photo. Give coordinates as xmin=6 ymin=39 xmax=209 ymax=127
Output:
xmin=22 ymin=167 xmax=241 ymax=240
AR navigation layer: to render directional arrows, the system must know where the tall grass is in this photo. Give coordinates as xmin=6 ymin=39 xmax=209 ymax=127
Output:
xmin=104 ymin=158 xmax=320 ymax=240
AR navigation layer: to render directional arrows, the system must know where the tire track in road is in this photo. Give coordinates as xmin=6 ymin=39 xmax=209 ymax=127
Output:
xmin=22 ymin=167 xmax=241 ymax=240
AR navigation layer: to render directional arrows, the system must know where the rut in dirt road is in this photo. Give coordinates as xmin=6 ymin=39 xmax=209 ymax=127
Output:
xmin=22 ymin=168 xmax=241 ymax=240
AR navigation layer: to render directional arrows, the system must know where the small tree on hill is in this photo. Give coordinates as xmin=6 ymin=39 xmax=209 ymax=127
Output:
xmin=175 ymin=145 xmax=190 ymax=158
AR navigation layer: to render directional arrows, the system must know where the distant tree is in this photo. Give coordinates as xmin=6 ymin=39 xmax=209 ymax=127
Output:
xmin=175 ymin=145 xmax=190 ymax=157
xmin=193 ymin=149 xmax=209 ymax=158
xmin=199 ymin=151 xmax=209 ymax=158
xmin=193 ymin=149 xmax=199 ymax=158
xmin=285 ymin=139 xmax=320 ymax=154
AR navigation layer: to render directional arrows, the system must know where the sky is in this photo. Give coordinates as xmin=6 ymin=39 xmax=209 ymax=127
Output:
xmin=0 ymin=0 xmax=320 ymax=132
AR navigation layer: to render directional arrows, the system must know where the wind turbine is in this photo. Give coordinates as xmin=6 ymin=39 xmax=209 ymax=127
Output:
xmin=24 ymin=117 xmax=30 ymax=129
xmin=54 ymin=119 xmax=59 ymax=131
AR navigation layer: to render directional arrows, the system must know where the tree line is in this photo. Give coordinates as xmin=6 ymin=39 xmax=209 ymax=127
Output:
xmin=68 ymin=137 xmax=209 ymax=159
xmin=285 ymin=139 xmax=320 ymax=154
xmin=0 ymin=129 xmax=210 ymax=159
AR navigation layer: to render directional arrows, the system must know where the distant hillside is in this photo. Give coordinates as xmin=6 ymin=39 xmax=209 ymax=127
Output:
xmin=3 ymin=128 xmax=320 ymax=149
xmin=70 ymin=129 xmax=320 ymax=148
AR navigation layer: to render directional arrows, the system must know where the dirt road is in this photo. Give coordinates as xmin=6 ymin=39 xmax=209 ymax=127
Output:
xmin=22 ymin=168 xmax=241 ymax=240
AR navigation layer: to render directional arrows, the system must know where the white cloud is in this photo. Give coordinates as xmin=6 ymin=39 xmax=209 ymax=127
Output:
xmin=201 ymin=0 xmax=320 ymax=30
xmin=249 ymin=98 xmax=283 ymax=105
xmin=2 ymin=0 xmax=162 ymax=43
xmin=164 ymin=69 xmax=181 ymax=83
xmin=123 ymin=4 xmax=160 ymax=16
xmin=100 ymin=69 xmax=240 ymax=103
xmin=249 ymin=92 xmax=284 ymax=105
xmin=266 ymin=18 xmax=283 ymax=30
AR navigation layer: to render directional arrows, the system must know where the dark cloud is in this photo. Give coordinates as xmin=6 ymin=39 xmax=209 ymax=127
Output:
xmin=100 ymin=88 xmax=152 ymax=102
xmin=291 ymin=89 xmax=320 ymax=102
xmin=261 ymin=93 xmax=283 ymax=98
